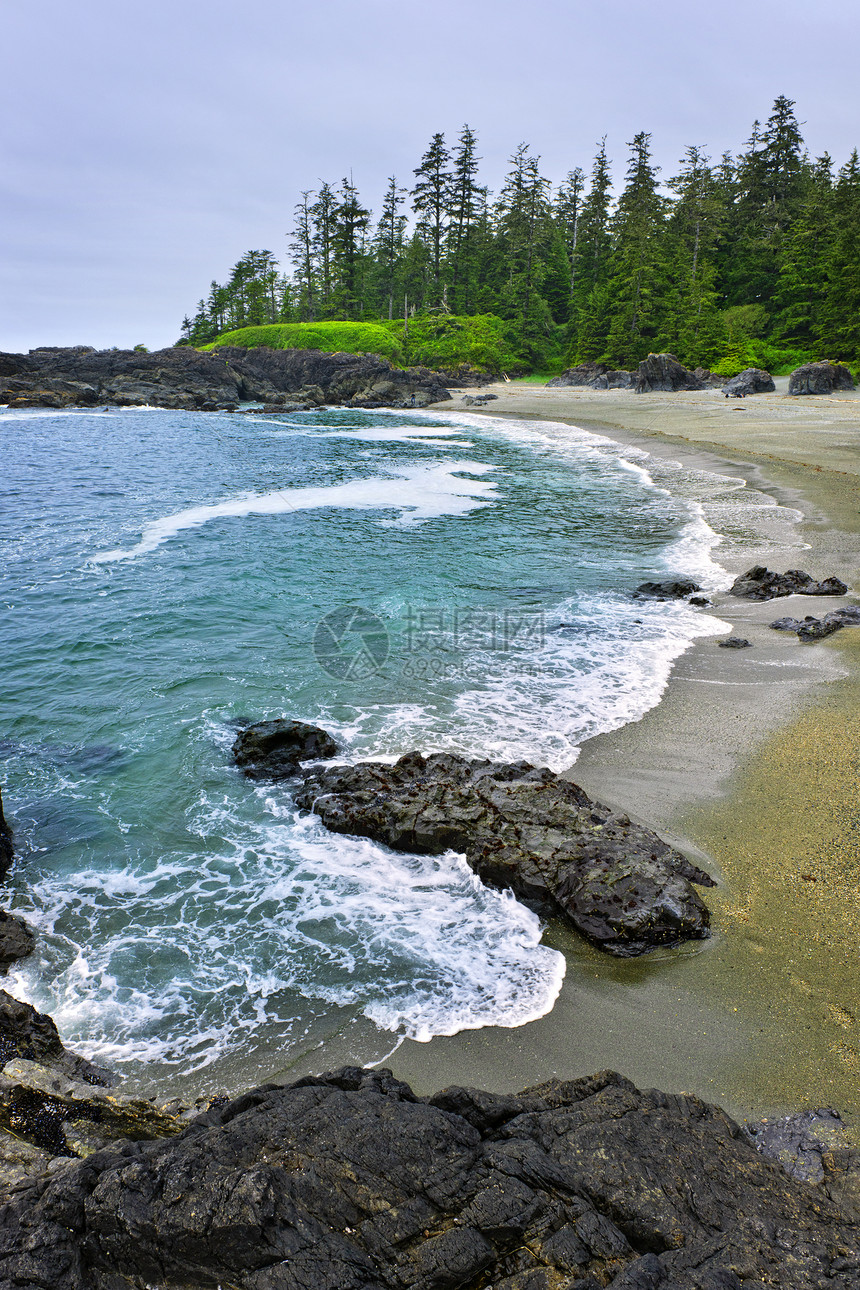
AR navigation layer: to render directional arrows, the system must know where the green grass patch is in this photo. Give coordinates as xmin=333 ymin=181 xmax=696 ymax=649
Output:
xmin=202 ymin=322 xmax=405 ymax=364
xmin=380 ymin=314 xmax=524 ymax=374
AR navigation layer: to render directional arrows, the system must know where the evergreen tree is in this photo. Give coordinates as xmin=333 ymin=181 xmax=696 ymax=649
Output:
xmin=662 ymin=146 xmax=727 ymax=365
xmin=775 ymin=153 xmax=834 ymax=345
xmin=604 ymin=132 xmax=669 ymax=366
xmin=290 ymin=191 xmax=317 ymax=321
xmin=447 ymin=125 xmax=487 ymax=314
xmin=310 ymin=183 xmax=338 ymax=315
xmin=371 ymin=176 xmax=408 ymax=319
xmin=568 ymin=139 xmax=613 ymax=360
xmin=815 ymin=149 xmax=860 ymax=359
xmin=555 ymin=168 xmax=585 ymax=297
xmin=412 ymin=133 xmax=452 ymax=306
xmin=331 ymin=177 xmax=371 ymax=318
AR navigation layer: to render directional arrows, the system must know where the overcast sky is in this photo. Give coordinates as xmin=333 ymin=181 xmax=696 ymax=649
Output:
xmin=1 ymin=0 xmax=856 ymax=352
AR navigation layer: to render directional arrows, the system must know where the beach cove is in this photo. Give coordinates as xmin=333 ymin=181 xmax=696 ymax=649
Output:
xmin=380 ymin=380 xmax=860 ymax=1138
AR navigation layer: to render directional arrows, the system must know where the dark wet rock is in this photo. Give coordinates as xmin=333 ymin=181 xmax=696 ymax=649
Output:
xmin=770 ymin=616 xmax=813 ymax=632
xmin=0 ymin=789 xmax=11 ymax=879
xmin=0 ymin=913 xmax=33 ymax=972
xmin=689 ymin=595 xmax=710 ymax=606
xmin=634 ymin=354 xmax=706 ymax=393
xmin=0 ymin=991 xmax=115 ymax=1088
xmin=0 ymin=1065 xmax=859 ymax=1289
xmin=721 ymin=367 xmax=775 ymax=397
xmin=718 ymin=637 xmax=751 ymax=649
xmin=826 ymin=605 xmax=860 ymax=626
xmin=788 ymin=361 xmax=855 ymax=395
xmin=728 ymin=565 xmax=848 ymax=601
xmin=232 ymin=719 xmax=338 ymax=781
xmin=798 ymin=617 xmax=843 ymax=642
xmin=0 ymin=345 xmax=451 ymax=411
xmin=295 ymin=751 xmax=714 ymax=956
xmin=693 ymin=367 xmax=726 ymax=387
xmin=634 ymin=579 xmax=701 ymax=600
xmin=745 ymin=1108 xmax=851 ymax=1184
xmin=462 ymin=392 xmax=500 ymax=405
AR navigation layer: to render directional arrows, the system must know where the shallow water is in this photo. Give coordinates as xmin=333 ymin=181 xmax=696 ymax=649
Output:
xmin=0 ymin=403 xmax=783 ymax=1094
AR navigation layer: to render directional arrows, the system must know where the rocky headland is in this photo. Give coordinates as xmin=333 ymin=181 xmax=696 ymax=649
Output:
xmin=0 ymin=345 xmax=451 ymax=412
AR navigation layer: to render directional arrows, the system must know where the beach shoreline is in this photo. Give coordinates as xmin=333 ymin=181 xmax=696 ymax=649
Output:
xmin=378 ymin=382 xmax=860 ymax=1134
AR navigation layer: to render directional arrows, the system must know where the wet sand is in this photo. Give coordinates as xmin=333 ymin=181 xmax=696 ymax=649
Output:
xmin=386 ymin=381 xmax=860 ymax=1133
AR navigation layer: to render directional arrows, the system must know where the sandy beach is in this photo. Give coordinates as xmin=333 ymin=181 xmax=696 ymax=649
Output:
xmin=380 ymin=379 xmax=860 ymax=1135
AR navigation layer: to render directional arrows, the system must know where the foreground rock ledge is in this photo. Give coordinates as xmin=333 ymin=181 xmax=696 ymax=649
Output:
xmin=1 ymin=1063 xmax=858 ymax=1289
xmin=293 ymin=750 xmax=715 ymax=956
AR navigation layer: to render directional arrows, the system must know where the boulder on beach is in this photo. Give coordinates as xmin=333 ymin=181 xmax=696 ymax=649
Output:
xmin=770 ymin=606 xmax=860 ymax=641
xmin=634 ymin=578 xmax=702 ymax=599
xmin=232 ymin=719 xmax=338 ymax=780
xmin=788 ymin=360 xmax=855 ymax=395
xmin=546 ymin=363 xmax=634 ymax=390
xmin=719 ymin=637 xmax=752 ymax=648
xmin=729 ymin=565 xmax=848 ymax=601
xmin=722 ymin=367 xmax=776 ymax=397
xmin=1 ymin=1062 xmax=859 ymax=1289
xmin=295 ymin=750 xmax=715 ymax=956
xmin=634 ymin=353 xmax=706 ymax=393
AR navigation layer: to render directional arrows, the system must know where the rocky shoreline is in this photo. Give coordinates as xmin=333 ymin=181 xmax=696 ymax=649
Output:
xmin=0 ymin=990 xmax=858 ymax=1288
xmin=0 ymin=345 xmax=452 ymax=412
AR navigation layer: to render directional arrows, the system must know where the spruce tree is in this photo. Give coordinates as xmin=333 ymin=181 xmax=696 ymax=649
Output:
xmin=447 ymin=125 xmax=487 ymax=314
xmin=568 ymin=139 xmax=613 ymax=361
xmin=604 ymin=132 xmax=669 ymax=367
xmin=412 ymin=133 xmax=452 ymax=307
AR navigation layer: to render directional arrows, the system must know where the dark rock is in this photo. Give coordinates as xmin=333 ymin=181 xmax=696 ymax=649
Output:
xmin=0 ymin=913 xmax=33 ymax=971
xmin=0 ymin=990 xmax=114 ymax=1087
xmin=788 ymin=361 xmax=855 ymax=395
xmin=718 ymin=638 xmax=751 ymax=649
xmin=797 ymin=617 xmax=843 ymax=642
xmin=0 ymin=1065 xmax=858 ymax=1289
xmin=0 ymin=345 xmax=451 ymax=412
xmin=635 ymin=579 xmax=701 ymax=599
xmin=693 ymin=367 xmax=726 ymax=387
xmin=0 ymin=789 xmax=11 ymax=878
xmin=769 ymin=616 xmax=811 ymax=632
xmin=728 ymin=565 xmax=848 ymax=601
xmin=689 ymin=596 xmax=710 ymax=606
xmin=721 ymin=367 xmax=775 ymax=397
xmin=745 ymin=1108 xmax=850 ymax=1184
xmin=547 ymin=362 xmax=607 ymax=387
xmin=826 ymin=605 xmax=860 ymax=626
xmin=634 ymin=354 xmax=706 ymax=393
xmin=546 ymin=364 xmax=634 ymax=391
xmin=232 ymin=719 xmax=338 ymax=781
xmin=295 ymin=751 xmax=714 ymax=956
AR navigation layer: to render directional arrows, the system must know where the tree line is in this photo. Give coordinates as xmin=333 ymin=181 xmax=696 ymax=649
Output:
xmin=178 ymin=99 xmax=860 ymax=372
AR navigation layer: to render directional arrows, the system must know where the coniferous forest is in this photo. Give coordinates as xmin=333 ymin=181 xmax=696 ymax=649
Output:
xmin=178 ymin=98 xmax=860 ymax=375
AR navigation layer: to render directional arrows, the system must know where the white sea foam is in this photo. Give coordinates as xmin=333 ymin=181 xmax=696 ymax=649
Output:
xmin=92 ymin=461 xmax=498 ymax=562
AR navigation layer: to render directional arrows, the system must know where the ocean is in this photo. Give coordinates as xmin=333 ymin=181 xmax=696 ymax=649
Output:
xmin=0 ymin=402 xmax=781 ymax=1094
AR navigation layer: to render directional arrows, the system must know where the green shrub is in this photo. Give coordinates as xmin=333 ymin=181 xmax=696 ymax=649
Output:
xmin=203 ymin=322 xmax=405 ymax=364
xmin=380 ymin=313 xmax=524 ymax=374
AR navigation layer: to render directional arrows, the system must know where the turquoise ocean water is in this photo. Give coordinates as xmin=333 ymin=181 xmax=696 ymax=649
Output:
xmin=0 ymin=403 xmax=746 ymax=1093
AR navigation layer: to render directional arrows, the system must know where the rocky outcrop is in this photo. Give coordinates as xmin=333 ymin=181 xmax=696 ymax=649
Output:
xmin=788 ymin=361 xmax=855 ymax=395
xmin=718 ymin=637 xmax=752 ymax=648
xmin=722 ymin=367 xmax=775 ymax=397
xmin=0 ymin=791 xmax=11 ymax=880
xmin=232 ymin=719 xmax=338 ymax=780
xmin=0 ymin=991 xmax=114 ymax=1087
xmin=546 ymin=363 xmax=634 ymax=390
xmin=729 ymin=565 xmax=849 ymax=600
xmin=0 ymin=793 xmax=33 ymax=973
xmin=633 ymin=578 xmax=701 ymax=599
xmin=0 ymin=1063 xmax=858 ymax=1289
xmin=692 ymin=367 xmax=726 ymax=387
xmin=634 ymin=353 xmax=706 ymax=393
xmin=294 ymin=750 xmax=714 ymax=956
xmin=0 ymin=346 xmax=451 ymax=412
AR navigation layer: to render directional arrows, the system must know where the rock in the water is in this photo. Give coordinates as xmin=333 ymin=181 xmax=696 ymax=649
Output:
xmin=634 ymin=353 xmax=706 ymax=393
xmin=788 ymin=360 xmax=855 ymax=395
xmin=0 ymin=990 xmax=115 ymax=1088
xmin=0 ymin=912 xmax=33 ymax=971
xmin=296 ymin=751 xmax=714 ymax=956
xmin=689 ymin=595 xmax=710 ymax=606
xmin=729 ymin=565 xmax=848 ymax=600
xmin=0 ymin=1064 xmax=858 ymax=1289
xmin=232 ymin=719 xmax=338 ymax=780
xmin=718 ymin=637 xmax=751 ymax=649
xmin=722 ymin=367 xmax=775 ymax=397
xmin=0 ymin=788 xmax=12 ymax=879
xmin=634 ymin=578 xmax=701 ymax=599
